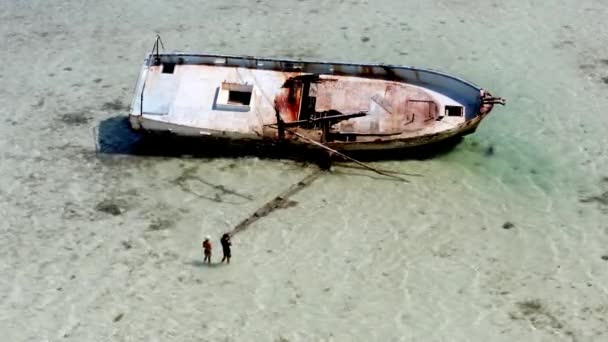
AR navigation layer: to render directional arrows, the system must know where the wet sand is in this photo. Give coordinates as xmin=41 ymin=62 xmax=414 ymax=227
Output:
xmin=1 ymin=0 xmax=608 ymax=341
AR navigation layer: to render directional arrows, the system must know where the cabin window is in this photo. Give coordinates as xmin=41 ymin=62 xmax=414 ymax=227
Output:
xmin=228 ymin=89 xmax=252 ymax=106
xmin=162 ymin=63 xmax=175 ymax=74
xmin=214 ymin=82 xmax=253 ymax=112
xmin=445 ymin=105 xmax=463 ymax=117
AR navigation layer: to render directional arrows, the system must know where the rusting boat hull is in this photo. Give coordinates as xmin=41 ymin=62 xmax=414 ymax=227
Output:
xmin=128 ymin=46 xmax=505 ymax=152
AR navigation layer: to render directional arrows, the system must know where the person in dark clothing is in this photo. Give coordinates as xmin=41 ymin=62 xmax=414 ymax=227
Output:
xmin=220 ymin=233 xmax=232 ymax=264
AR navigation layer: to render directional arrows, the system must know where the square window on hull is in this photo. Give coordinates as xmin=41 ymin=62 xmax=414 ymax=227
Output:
xmin=161 ymin=63 xmax=175 ymax=74
xmin=228 ymin=90 xmax=252 ymax=106
xmin=445 ymin=105 xmax=463 ymax=117
xmin=214 ymin=82 xmax=253 ymax=112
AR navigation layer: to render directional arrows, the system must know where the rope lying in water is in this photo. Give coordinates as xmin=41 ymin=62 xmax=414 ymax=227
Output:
xmin=283 ymin=128 xmax=408 ymax=182
xmin=266 ymin=124 xmax=408 ymax=182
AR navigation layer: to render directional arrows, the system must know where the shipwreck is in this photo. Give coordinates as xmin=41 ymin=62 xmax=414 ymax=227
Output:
xmin=128 ymin=38 xmax=505 ymax=153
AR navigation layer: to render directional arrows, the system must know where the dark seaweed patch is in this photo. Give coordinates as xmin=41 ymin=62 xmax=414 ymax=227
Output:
xmin=148 ymin=218 xmax=174 ymax=231
xmin=484 ymin=145 xmax=495 ymax=156
xmin=502 ymin=221 xmax=515 ymax=229
xmin=512 ymin=300 xmax=566 ymax=331
xmin=517 ymin=300 xmax=542 ymax=315
xmin=95 ymin=199 xmax=123 ymax=216
xmin=580 ymin=191 xmax=608 ymax=205
xmin=102 ymin=99 xmax=127 ymax=111
xmin=59 ymin=112 xmax=91 ymax=125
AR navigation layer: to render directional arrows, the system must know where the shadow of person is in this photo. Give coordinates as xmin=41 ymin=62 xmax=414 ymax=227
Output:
xmin=186 ymin=260 xmax=223 ymax=268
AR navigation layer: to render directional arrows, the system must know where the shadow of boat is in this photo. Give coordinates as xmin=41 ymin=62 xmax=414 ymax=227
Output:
xmin=97 ymin=116 xmax=465 ymax=164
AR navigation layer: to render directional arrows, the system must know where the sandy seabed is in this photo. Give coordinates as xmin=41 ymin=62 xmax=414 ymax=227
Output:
xmin=1 ymin=1 xmax=608 ymax=341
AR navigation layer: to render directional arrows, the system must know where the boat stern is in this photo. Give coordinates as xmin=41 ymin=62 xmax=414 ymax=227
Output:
xmin=127 ymin=55 xmax=152 ymax=132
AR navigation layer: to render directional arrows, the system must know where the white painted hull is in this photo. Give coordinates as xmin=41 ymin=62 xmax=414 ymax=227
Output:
xmin=128 ymin=50 xmax=505 ymax=152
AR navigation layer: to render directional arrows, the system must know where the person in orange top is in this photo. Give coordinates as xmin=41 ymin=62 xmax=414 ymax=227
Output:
xmin=202 ymin=236 xmax=212 ymax=264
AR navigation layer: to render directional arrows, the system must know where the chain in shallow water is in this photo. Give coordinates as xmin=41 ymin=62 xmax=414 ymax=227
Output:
xmin=228 ymin=169 xmax=324 ymax=236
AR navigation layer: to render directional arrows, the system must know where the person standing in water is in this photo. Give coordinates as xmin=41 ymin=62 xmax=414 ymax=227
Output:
xmin=202 ymin=236 xmax=212 ymax=264
xmin=220 ymin=233 xmax=232 ymax=264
